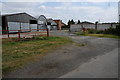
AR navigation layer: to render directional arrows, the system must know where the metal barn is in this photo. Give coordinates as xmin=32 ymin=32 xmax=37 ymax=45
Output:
xmin=2 ymin=12 xmax=37 ymax=33
xmin=37 ymin=15 xmax=47 ymax=31
xmin=47 ymin=18 xmax=57 ymax=30
xmin=70 ymin=22 xmax=119 ymax=32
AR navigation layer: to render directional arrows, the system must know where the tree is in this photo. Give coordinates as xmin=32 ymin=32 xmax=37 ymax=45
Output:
xmin=95 ymin=21 xmax=98 ymax=30
xmin=67 ymin=19 xmax=75 ymax=27
xmin=71 ymin=19 xmax=75 ymax=24
xmin=67 ymin=20 xmax=71 ymax=27
xmin=77 ymin=20 xmax=81 ymax=24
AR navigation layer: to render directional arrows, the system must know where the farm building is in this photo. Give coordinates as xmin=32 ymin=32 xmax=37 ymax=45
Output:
xmin=54 ymin=20 xmax=65 ymax=30
xmin=47 ymin=18 xmax=57 ymax=30
xmin=37 ymin=16 xmax=59 ymax=31
xmin=70 ymin=21 xmax=94 ymax=32
xmin=2 ymin=12 xmax=37 ymax=33
xmin=70 ymin=21 xmax=119 ymax=32
xmin=70 ymin=24 xmax=82 ymax=32
xmin=81 ymin=21 xmax=95 ymax=29
xmin=37 ymin=15 xmax=47 ymax=31
xmin=97 ymin=23 xmax=118 ymax=30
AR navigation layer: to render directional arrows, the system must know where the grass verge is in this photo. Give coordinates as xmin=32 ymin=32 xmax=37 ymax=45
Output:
xmin=2 ymin=36 xmax=72 ymax=75
xmin=75 ymin=32 xmax=120 ymax=39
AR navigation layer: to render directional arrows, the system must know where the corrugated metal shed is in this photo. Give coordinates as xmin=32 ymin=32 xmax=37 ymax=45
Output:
xmin=2 ymin=12 xmax=37 ymax=33
xmin=47 ymin=18 xmax=57 ymax=30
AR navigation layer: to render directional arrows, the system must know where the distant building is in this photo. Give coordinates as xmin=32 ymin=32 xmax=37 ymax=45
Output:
xmin=70 ymin=24 xmax=82 ymax=32
xmin=47 ymin=18 xmax=57 ymax=30
xmin=2 ymin=12 xmax=37 ymax=33
xmin=70 ymin=22 xmax=119 ymax=32
xmin=54 ymin=20 xmax=63 ymax=30
xmin=97 ymin=23 xmax=118 ymax=30
xmin=81 ymin=21 xmax=95 ymax=29
xmin=70 ymin=21 xmax=94 ymax=32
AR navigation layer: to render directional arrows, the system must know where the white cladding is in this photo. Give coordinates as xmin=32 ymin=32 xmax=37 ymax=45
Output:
xmin=30 ymin=24 xmax=37 ymax=32
xmin=38 ymin=21 xmax=44 ymax=24
xmin=8 ymin=22 xmax=20 ymax=33
xmin=8 ymin=22 xmax=31 ymax=33
xmin=70 ymin=23 xmax=118 ymax=32
xmin=70 ymin=24 xmax=82 ymax=32
xmin=21 ymin=23 xmax=30 ymax=32
xmin=83 ymin=24 xmax=95 ymax=29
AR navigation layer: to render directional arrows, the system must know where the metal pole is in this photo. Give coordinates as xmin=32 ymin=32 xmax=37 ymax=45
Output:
xmin=95 ymin=21 xmax=98 ymax=31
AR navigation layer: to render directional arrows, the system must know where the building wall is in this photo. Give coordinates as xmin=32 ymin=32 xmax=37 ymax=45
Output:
xmin=54 ymin=20 xmax=62 ymax=30
xmin=70 ymin=24 xmax=82 ymax=32
xmin=82 ymin=24 xmax=95 ymax=29
xmin=70 ymin=23 xmax=118 ymax=32
xmin=30 ymin=24 xmax=37 ymax=32
xmin=47 ymin=18 xmax=57 ymax=30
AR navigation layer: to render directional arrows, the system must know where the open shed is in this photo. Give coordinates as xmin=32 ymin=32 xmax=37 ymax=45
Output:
xmin=2 ymin=12 xmax=37 ymax=33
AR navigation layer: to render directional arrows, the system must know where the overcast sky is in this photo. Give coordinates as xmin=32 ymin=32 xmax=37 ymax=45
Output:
xmin=0 ymin=0 xmax=119 ymax=23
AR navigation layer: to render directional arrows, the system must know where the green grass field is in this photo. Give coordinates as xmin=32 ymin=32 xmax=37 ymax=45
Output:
xmin=2 ymin=36 xmax=72 ymax=74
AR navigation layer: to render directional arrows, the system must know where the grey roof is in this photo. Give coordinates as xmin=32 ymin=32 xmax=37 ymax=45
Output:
xmin=81 ymin=21 xmax=94 ymax=24
xmin=47 ymin=18 xmax=57 ymax=25
xmin=2 ymin=12 xmax=37 ymax=20
xmin=2 ymin=12 xmax=37 ymax=23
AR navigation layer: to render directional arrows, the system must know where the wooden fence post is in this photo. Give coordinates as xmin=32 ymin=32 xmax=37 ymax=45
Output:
xmin=7 ymin=30 xmax=9 ymax=38
xmin=46 ymin=28 xmax=49 ymax=37
xmin=18 ymin=30 xmax=21 ymax=40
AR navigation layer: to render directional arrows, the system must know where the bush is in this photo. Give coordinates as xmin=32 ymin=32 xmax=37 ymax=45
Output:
xmin=88 ymin=29 xmax=96 ymax=34
xmin=96 ymin=30 xmax=104 ymax=34
xmin=103 ymin=25 xmax=120 ymax=36
xmin=115 ymin=25 xmax=120 ymax=36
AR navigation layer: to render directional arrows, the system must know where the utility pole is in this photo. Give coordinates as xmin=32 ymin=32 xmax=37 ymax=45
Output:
xmin=95 ymin=21 xmax=98 ymax=31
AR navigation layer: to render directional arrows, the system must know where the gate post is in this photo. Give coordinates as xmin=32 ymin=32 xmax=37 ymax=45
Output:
xmin=7 ymin=30 xmax=9 ymax=38
xmin=18 ymin=30 xmax=21 ymax=40
xmin=46 ymin=28 xmax=49 ymax=37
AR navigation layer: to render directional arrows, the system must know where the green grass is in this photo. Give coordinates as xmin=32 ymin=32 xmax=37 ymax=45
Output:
xmin=75 ymin=32 xmax=120 ymax=39
xmin=2 ymin=36 xmax=72 ymax=74
xmin=86 ymin=34 xmax=120 ymax=39
xmin=76 ymin=44 xmax=85 ymax=47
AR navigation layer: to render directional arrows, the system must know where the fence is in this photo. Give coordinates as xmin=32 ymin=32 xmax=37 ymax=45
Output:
xmin=0 ymin=29 xmax=49 ymax=39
